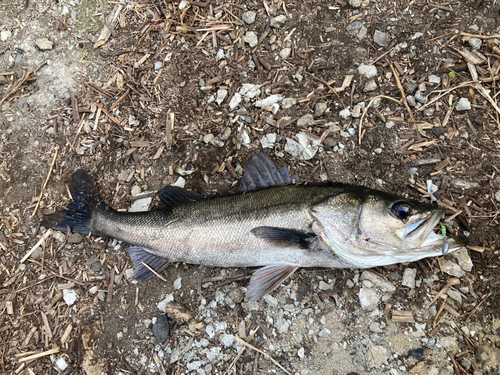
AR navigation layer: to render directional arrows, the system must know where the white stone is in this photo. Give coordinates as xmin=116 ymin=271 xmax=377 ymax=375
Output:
xmin=63 ymin=289 xmax=77 ymax=306
xmin=54 ymin=357 xmax=68 ymax=371
xmin=129 ymin=197 xmax=152 ymax=212
xmin=495 ymin=190 xmax=500 ymax=202
xmin=455 ymin=97 xmax=471 ymax=111
xmin=241 ymin=130 xmax=251 ymax=147
xmin=364 ymin=80 xmax=378 ymax=92
xmin=157 ymin=294 xmax=174 ymax=312
xmin=229 ymin=93 xmax=242 ymax=109
xmin=178 ymin=1 xmax=188 ymax=10
xmin=349 ymin=0 xmax=363 ymax=7
xmin=240 ymin=84 xmax=261 ymax=99
xmin=244 ymin=31 xmax=258 ymax=47
xmin=297 ymin=114 xmax=315 ymax=127
xmin=255 ymin=94 xmax=283 ymax=107
xmin=339 ymin=108 xmax=351 ymax=119
xmin=260 ymin=133 xmax=277 ymax=149
xmin=173 ymin=277 xmax=182 ymax=290
xmin=318 ymin=281 xmax=333 ymax=291
xmin=469 ymin=38 xmax=482 ymax=50
xmin=428 ymin=75 xmax=442 ymax=84
xmin=360 ymin=271 xmax=396 ymax=292
xmin=172 ymin=177 xmax=186 ymax=189
xmin=402 ymin=268 xmax=417 ymax=289
xmin=270 ymin=15 xmax=287 ymax=28
xmin=284 ymin=132 xmax=322 ymax=160
xmin=359 ymin=287 xmax=381 ymax=310
xmin=280 ymin=48 xmax=291 ymax=59
xmin=0 ymin=30 xmax=11 ymax=41
xmin=216 ymin=89 xmax=227 ymax=105
xmin=242 ymin=11 xmax=257 ymax=25
xmin=358 ymin=63 xmax=378 ymax=79
xmin=35 ymin=38 xmax=54 ymax=50
xmin=282 ymin=98 xmax=297 ymax=108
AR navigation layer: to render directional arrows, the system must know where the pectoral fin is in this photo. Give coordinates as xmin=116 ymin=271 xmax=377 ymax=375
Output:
xmin=247 ymin=264 xmax=299 ymax=301
xmin=251 ymin=226 xmax=316 ymax=249
xmin=128 ymin=246 xmax=169 ymax=280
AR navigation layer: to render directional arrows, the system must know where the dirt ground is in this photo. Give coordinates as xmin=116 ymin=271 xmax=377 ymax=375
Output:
xmin=1 ymin=0 xmax=500 ymax=374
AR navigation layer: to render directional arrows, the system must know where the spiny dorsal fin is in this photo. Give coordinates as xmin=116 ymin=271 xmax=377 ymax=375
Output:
xmin=236 ymin=151 xmax=298 ymax=193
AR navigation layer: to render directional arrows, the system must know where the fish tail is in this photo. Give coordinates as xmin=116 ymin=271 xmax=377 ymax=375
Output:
xmin=54 ymin=170 xmax=106 ymax=235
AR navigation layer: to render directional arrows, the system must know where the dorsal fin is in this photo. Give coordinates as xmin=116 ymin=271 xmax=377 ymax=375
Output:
xmin=236 ymin=151 xmax=298 ymax=193
xmin=156 ymin=186 xmax=202 ymax=210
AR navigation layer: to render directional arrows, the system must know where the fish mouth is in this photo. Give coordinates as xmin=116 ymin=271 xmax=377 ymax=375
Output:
xmin=402 ymin=208 xmax=465 ymax=254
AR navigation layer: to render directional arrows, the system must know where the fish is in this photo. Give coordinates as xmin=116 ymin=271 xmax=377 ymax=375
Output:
xmin=53 ymin=152 xmax=466 ymax=301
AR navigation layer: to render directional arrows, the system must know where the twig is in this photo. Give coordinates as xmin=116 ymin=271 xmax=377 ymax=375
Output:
xmin=0 ymin=61 xmax=47 ymax=105
xmin=234 ymin=336 xmax=291 ymax=375
xmin=141 ymin=262 xmax=167 ymax=282
xmin=358 ymin=95 xmax=401 ymax=144
xmin=20 ymin=229 xmax=52 ymax=263
xmin=32 ymin=146 xmax=58 ymax=217
xmin=68 ymin=88 xmax=79 ymax=122
xmin=426 ymin=278 xmax=460 ymax=308
xmin=387 ymin=59 xmax=418 ymax=126
xmin=17 ymin=347 xmax=59 ymax=362
xmin=225 ymin=327 xmax=260 ymax=374
xmin=464 ymin=291 xmax=493 ymax=322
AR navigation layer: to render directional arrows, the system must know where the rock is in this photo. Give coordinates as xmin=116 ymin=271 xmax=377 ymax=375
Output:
xmin=52 ymin=231 xmax=66 ymax=243
xmin=229 ymin=93 xmax=242 ymax=109
xmin=469 ymin=38 xmax=482 ymax=50
xmin=373 ymin=30 xmax=388 ymax=46
xmin=495 ymin=190 xmax=500 ymax=202
xmin=402 ymin=268 xmax=417 ymax=289
xmin=152 ymin=315 xmax=170 ymax=344
xmin=424 ymin=107 xmax=435 ymax=117
xmin=455 ymin=97 xmax=471 ymax=111
xmin=68 ymin=233 xmax=84 ymax=244
xmin=124 ymin=268 xmax=135 ymax=281
xmin=406 ymin=95 xmax=416 ymax=107
xmin=284 ymin=132 xmax=321 ymax=160
xmin=347 ymin=128 xmax=356 ymax=136
xmin=154 ymin=61 xmax=162 ymax=70
xmin=270 ymin=15 xmax=287 ymax=28
xmin=255 ymin=94 xmax=283 ymax=107
xmin=220 ymin=127 xmax=231 ymax=140
xmin=240 ymin=83 xmax=261 ymax=99
xmin=53 ymin=356 xmax=69 ymax=371
xmin=1 ymin=30 xmax=11 ymax=41
xmin=373 ymin=148 xmax=382 ymax=154
xmin=282 ymin=98 xmax=297 ymax=108
xmin=244 ymin=31 xmax=258 ymax=47
xmin=297 ymin=114 xmax=315 ymax=127
xmin=178 ymin=1 xmax=188 ymax=10
xmin=431 ymin=126 xmax=445 ymax=137
xmin=172 ymin=177 xmax=185 ymax=188
xmin=220 ymin=333 xmax=235 ymax=347
xmin=475 ymin=345 xmax=500 ymax=373
xmin=315 ymin=102 xmax=328 ymax=117
xmin=385 ymin=120 xmax=395 ymax=129
xmin=363 ymin=80 xmax=377 ymax=92
xmin=35 ymin=38 xmax=54 ymax=50
xmin=297 ymin=347 xmax=305 ymax=359
xmin=63 ymin=289 xmax=77 ymax=306
xmin=226 ymin=288 xmax=244 ymax=304
xmin=446 ymin=289 xmax=462 ymax=303
xmin=173 ymin=277 xmax=182 ymax=290
xmin=339 ymin=108 xmax=351 ymax=119
xmin=349 ymin=0 xmax=363 ymax=7
xmin=358 ymin=63 xmax=378 ymax=79
xmin=157 ymin=294 xmax=174 ymax=313
xmin=370 ymin=322 xmax=383 ymax=333
xmin=214 ymin=89 xmax=226 ymax=106
xmin=241 ymin=130 xmax=251 ymax=147
xmin=405 ymin=82 xmax=418 ymax=94
xmin=452 ymin=180 xmax=479 ymax=189
xmin=414 ymin=91 xmax=427 ymax=104
xmin=347 ymin=21 xmax=364 ymax=32
xmin=318 ymin=281 xmax=333 ymax=291
xmin=242 ymin=11 xmax=256 ymax=24
xmin=440 ymin=259 xmax=465 ymax=277
xmin=360 ymin=271 xmax=396 ymax=292
xmin=359 ymin=287 xmax=381 ymax=310
xmin=279 ymin=47 xmax=291 ymax=59
xmin=318 ymin=328 xmax=331 ymax=337
xmin=129 ymin=197 xmax=152 ymax=212
xmin=260 ymin=133 xmax=277 ymax=149
xmin=453 ymin=248 xmax=473 ymax=272
xmin=351 ymin=104 xmax=363 ymax=118
xmin=366 ymin=345 xmax=388 ymax=368
xmin=428 ymin=75 xmax=441 ymax=84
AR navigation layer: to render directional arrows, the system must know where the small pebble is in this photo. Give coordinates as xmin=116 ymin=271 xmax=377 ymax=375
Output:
xmin=243 ymin=31 xmax=258 ymax=47
xmin=428 ymin=75 xmax=441 ymax=84
xmin=406 ymin=95 xmax=416 ymax=107
xmin=270 ymin=15 xmax=287 ymax=28
xmin=363 ymin=80 xmax=378 ymax=92
xmin=152 ymin=315 xmax=170 ymax=344
xmin=35 ymin=37 xmax=54 ymax=50
xmin=373 ymin=30 xmax=388 ymax=46
xmin=242 ymin=11 xmax=256 ymax=25
xmin=468 ymin=38 xmax=482 ymax=50
xmin=297 ymin=114 xmax=315 ymax=127
xmin=455 ymin=97 xmax=471 ymax=111
xmin=358 ymin=63 xmax=378 ymax=79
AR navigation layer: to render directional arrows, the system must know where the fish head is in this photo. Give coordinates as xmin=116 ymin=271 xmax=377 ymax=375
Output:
xmin=312 ymin=188 xmax=466 ymax=268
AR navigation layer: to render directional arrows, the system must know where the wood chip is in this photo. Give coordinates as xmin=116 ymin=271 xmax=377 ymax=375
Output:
xmin=392 ymin=310 xmax=415 ymax=323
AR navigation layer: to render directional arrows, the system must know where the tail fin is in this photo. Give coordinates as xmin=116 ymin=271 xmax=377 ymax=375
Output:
xmin=54 ymin=169 xmax=105 ymax=235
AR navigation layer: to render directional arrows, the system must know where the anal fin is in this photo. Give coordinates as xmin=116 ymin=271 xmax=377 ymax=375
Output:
xmin=247 ymin=264 xmax=299 ymax=301
xmin=128 ymin=246 xmax=169 ymax=280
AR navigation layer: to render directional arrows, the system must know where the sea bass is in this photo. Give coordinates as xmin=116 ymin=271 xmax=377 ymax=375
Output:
xmin=54 ymin=152 xmax=465 ymax=300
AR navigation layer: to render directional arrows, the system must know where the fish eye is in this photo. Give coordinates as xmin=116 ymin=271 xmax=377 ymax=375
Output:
xmin=392 ymin=202 xmax=412 ymax=220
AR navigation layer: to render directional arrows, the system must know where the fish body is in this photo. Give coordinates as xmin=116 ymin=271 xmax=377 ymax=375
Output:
xmin=55 ymin=152 xmax=465 ymax=300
